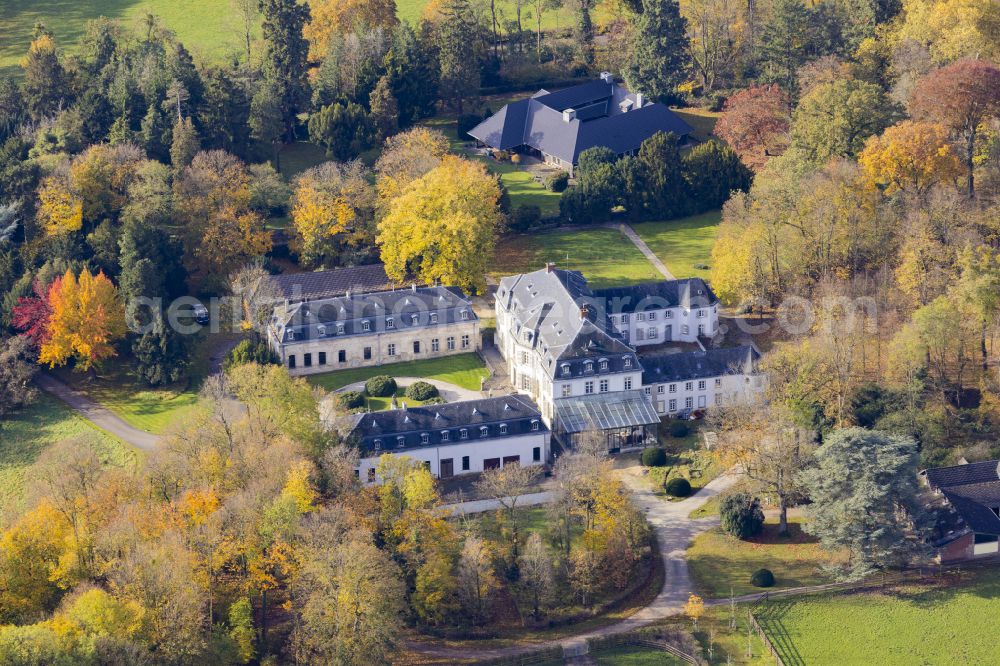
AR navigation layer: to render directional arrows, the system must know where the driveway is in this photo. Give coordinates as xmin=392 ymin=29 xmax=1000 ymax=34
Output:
xmin=34 ymin=373 xmax=160 ymax=451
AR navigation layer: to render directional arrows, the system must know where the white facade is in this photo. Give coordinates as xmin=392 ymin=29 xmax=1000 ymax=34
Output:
xmin=610 ymin=304 xmax=719 ymax=346
xmin=357 ymin=432 xmax=550 ymax=484
xmin=644 ymin=373 xmax=765 ymax=415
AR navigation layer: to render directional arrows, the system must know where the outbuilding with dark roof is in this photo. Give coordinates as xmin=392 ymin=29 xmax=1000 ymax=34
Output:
xmin=921 ymin=459 xmax=1000 ymax=562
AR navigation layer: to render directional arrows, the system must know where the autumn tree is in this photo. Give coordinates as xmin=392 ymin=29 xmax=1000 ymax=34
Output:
xmin=36 ymin=173 xmax=83 ymax=236
xmin=517 ymin=533 xmax=555 ymax=620
xmin=374 ymin=126 xmax=450 ymax=208
xmin=456 ymin=536 xmax=498 ymax=622
xmin=377 ymin=156 xmax=503 ymax=293
xmin=715 ymin=85 xmax=791 ymax=171
xmin=475 ymin=464 xmax=538 ymax=561
xmin=909 ymin=59 xmax=1000 ymax=197
xmin=290 ymin=161 xmax=373 ymax=265
xmin=0 ymin=500 xmax=72 ymax=623
xmin=39 ymin=268 xmax=127 ymax=372
xmin=859 ymin=121 xmax=963 ymax=198
xmin=0 ymin=336 xmax=38 ymax=420
xmin=305 ymin=0 xmax=399 ymax=61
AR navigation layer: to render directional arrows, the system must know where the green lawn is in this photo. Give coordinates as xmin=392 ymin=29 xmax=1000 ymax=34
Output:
xmin=306 ymin=353 xmax=489 ymax=392
xmin=759 ymin=569 xmax=1000 ymax=665
xmin=277 ymin=142 xmax=330 ymax=179
xmin=631 ymin=210 xmax=722 ymax=280
xmin=0 ymin=394 xmax=138 ymax=517
xmin=672 ymin=107 xmax=722 ymax=143
xmin=1 ymin=0 xmax=253 ymax=75
xmin=491 ymin=227 xmax=662 ymax=288
xmin=687 ymin=518 xmax=836 ymax=598
xmin=592 ymin=645 xmax=686 ymax=665
xmin=396 ymin=0 xmax=576 ymax=29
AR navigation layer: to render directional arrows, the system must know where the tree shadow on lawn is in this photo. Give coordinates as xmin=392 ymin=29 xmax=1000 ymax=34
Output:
xmin=747 ymin=522 xmax=818 ymax=546
xmin=890 ymin=569 xmax=1000 ymax=610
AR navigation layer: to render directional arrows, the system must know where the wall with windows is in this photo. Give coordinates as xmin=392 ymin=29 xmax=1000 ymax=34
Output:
xmin=610 ymin=305 xmax=719 ymax=345
xmin=356 ymin=431 xmax=550 ymax=483
xmin=272 ymin=320 xmax=480 ymax=376
xmin=646 ymin=372 xmax=764 ymax=414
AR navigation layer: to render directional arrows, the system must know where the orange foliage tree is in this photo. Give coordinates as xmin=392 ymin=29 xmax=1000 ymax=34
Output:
xmin=38 ymin=269 xmax=127 ymax=371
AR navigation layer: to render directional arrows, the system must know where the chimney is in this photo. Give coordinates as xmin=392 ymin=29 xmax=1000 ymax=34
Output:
xmin=579 ymin=304 xmax=589 ymax=320
xmin=411 ymin=283 xmax=417 ymax=292
xmin=600 ymin=71 xmax=614 ymax=84
xmin=345 ymin=290 xmax=351 ymax=299
xmin=635 ymin=93 xmax=644 ymax=108
xmin=562 ymin=108 xmax=576 ymax=123
xmin=545 ymin=262 xmax=556 ymax=273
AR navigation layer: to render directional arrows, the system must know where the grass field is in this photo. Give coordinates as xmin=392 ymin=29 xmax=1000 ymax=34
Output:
xmin=491 ymin=227 xmax=662 ymax=288
xmin=0 ymin=0 xmax=252 ymax=75
xmin=396 ymin=0 xmax=577 ymax=30
xmin=631 ymin=210 xmax=722 ymax=279
xmin=687 ymin=518 xmax=836 ymax=598
xmin=0 ymin=394 xmax=138 ymax=518
xmin=306 ymin=353 xmax=489 ymax=392
xmin=672 ymin=107 xmax=722 ymax=142
xmin=759 ymin=569 xmax=1000 ymax=665
xmin=591 ymin=645 xmax=686 ymax=665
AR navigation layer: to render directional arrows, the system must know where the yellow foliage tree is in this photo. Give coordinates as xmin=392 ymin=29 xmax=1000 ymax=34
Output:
xmin=305 ymin=0 xmax=399 ymax=61
xmin=893 ymin=0 xmax=998 ymax=63
xmin=377 ymin=156 xmax=502 ymax=293
xmin=374 ymin=127 xmax=451 ymax=208
xmin=39 ymin=269 xmax=127 ymax=371
xmin=282 ymin=460 xmax=318 ymax=513
xmin=684 ymin=593 xmax=705 ymax=627
xmin=290 ymin=174 xmax=357 ymax=266
xmin=859 ymin=121 xmax=963 ymax=197
xmin=36 ymin=175 xmax=83 ymax=236
xmin=0 ymin=500 xmax=73 ymax=623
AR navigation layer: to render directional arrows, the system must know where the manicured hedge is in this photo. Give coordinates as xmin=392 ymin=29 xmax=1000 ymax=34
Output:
xmin=665 ymin=477 xmax=692 ymax=497
xmin=338 ymin=391 xmax=365 ymax=409
xmin=404 ymin=381 xmax=439 ymax=401
xmin=641 ymin=447 xmax=668 ymax=467
xmin=365 ymin=375 xmax=397 ymax=397
xmin=751 ymin=568 xmax=775 ymax=587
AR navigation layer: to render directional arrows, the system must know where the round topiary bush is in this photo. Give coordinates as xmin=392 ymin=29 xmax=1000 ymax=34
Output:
xmin=719 ymin=492 xmax=765 ymax=539
xmin=545 ymin=171 xmax=569 ymax=192
xmin=641 ymin=447 xmax=668 ymax=467
xmin=404 ymin=381 xmax=439 ymax=401
xmin=669 ymin=421 xmax=691 ymax=438
xmin=751 ymin=568 xmax=775 ymax=588
xmin=665 ymin=477 xmax=692 ymax=497
xmin=365 ymin=375 xmax=397 ymax=397
xmin=338 ymin=390 xmax=365 ymax=409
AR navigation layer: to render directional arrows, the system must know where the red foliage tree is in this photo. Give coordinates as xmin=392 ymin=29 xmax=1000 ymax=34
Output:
xmin=715 ymin=84 xmax=792 ymax=172
xmin=11 ymin=278 xmax=54 ymax=350
xmin=909 ymin=59 xmax=1000 ymax=197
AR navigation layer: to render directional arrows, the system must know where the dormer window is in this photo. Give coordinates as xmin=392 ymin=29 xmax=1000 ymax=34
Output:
xmin=396 ymin=436 xmax=405 ymax=448
xmin=373 ymin=439 xmax=382 ymax=450
xmin=287 ymin=330 xmax=295 ymax=341
xmin=599 ymin=359 xmax=608 ymax=370
xmin=499 ymin=423 xmax=508 ymax=434
xmin=480 ymin=426 xmax=489 ymax=438
xmin=421 ymin=433 xmax=429 ymax=444
xmin=561 ymin=364 xmax=571 ymax=376
xmin=584 ymin=361 xmax=593 ymax=372
xmin=460 ymin=428 xmax=468 ymax=440
xmin=430 ymin=313 xmax=438 ymax=323
xmin=531 ymin=419 xmax=539 ymax=431
xmin=317 ymin=324 xmax=326 ymax=336
xmin=412 ymin=314 xmax=419 ymax=325
xmin=337 ymin=322 xmax=345 ymax=334
xmin=461 ymin=310 xmax=470 ymax=320
xmin=441 ymin=430 xmax=450 ymax=441
xmin=624 ymin=357 xmax=632 ymax=368
xmin=362 ymin=320 xmax=370 ymax=332
xmin=386 ymin=317 xmax=394 ymax=329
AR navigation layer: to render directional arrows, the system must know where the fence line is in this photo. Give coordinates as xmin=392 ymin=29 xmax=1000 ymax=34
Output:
xmin=587 ymin=632 xmax=701 ymax=664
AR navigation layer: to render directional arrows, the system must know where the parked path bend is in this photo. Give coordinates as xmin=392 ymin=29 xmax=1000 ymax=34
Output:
xmin=34 ymin=373 xmax=160 ymax=451
xmin=406 ymin=468 xmax=739 ymax=661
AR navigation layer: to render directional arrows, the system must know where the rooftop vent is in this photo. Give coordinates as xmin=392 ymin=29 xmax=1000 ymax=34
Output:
xmin=600 ymin=71 xmax=614 ymax=84
xmin=545 ymin=262 xmax=556 ymax=273
xmin=563 ymin=108 xmax=577 ymax=123
xmin=635 ymin=92 xmax=644 ymax=108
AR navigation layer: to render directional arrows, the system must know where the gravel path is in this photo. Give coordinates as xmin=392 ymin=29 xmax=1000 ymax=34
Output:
xmin=614 ymin=223 xmax=675 ymax=281
xmin=34 ymin=373 xmax=160 ymax=451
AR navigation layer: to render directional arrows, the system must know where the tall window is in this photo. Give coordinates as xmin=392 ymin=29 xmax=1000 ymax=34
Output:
xmin=447 ymin=337 xmax=455 ymax=350
xmin=562 ymin=384 xmax=572 ymax=397
xmin=685 ymin=381 xmax=693 ymax=391
xmin=698 ymin=380 xmax=706 ymax=390
xmin=413 ymin=341 xmax=421 ymax=353
xmin=624 ymin=377 xmax=633 ymax=390
xmin=599 ymin=379 xmax=608 ymax=393
xmin=461 ymin=334 xmax=470 ymax=349
xmin=388 ymin=343 xmax=396 ymax=356
xmin=432 ymin=338 xmax=440 ymax=352
xmin=585 ymin=381 xmax=594 ymax=394
xmin=669 ymin=399 xmax=677 ymax=411
xmin=363 ymin=347 xmax=371 ymax=360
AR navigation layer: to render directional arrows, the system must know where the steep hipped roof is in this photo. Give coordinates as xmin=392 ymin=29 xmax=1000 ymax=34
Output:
xmin=468 ymin=78 xmax=694 ymax=164
xmin=349 ymin=395 xmax=547 ymax=455
xmin=923 ymin=460 xmax=1000 ymax=537
xmin=640 ymin=346 xmax=760 ymax=384
xmin=592 ymin=278 xmax=719 ymax=312
xmin=271 ymin=264 xmax=392 ymax=302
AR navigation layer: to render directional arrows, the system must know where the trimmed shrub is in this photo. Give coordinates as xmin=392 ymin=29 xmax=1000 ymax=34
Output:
xmin=404 ymin=381 xmax=439 ymax=401
xmin=719 ymin=492 xmax=765 ymax=539
xmin=545 ymin=171 xmax=569 ymax=192
xmin=338 ymin=391 xmax=365 ymax=409
xmin=751 ymin=568 xmax=775 ymax=588
xmin=510 ymin=204 xmax=542 ymax=232
xmin=665 ymin=477 xmax=692 ymax=497
xmin=423 ymin=396 xmax=447 ymax=405
xmin=510 ymin=153 xmax=522 ymax=164
xmin=641 ymin=447 xmax=668 ymax=467
xmin=457 ymin=114 xmax=482 ymax=137
xmin=223 ymin=339 xmax=275 ymax=371
xmin=669 ymin=421 xmax=691 ymax=438
xmin=365 ymin=375 xmax=397 ymax=397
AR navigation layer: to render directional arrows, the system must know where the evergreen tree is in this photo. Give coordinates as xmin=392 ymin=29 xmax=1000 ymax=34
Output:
xmin=308 ymin=102 xmax=373 ymax=160
xmin=386 ymin=24 xmax=439 ymax=127
xmin=170 ymin=116 xmax=200 ymax=172
xmin=250 ymin=76 xmax=286 ymax=167
xmin=167 ymin=43 xmax=204 ymax=109
xmin=259 ymin=0 xmax=311 ymax=141
xmin=800 ymin=428 xmax=931 ymax=580
xmin=436 ymin=0 xmax=480 ymax=113
xmin=572 ymin=0 xmax=595 ymax=65
xmin=132 ymin=319 xmax=190 ymax=386
xmin=760 ymin=0 xmax=813 ymax=94
xmin=22 ymin=25 xmax=70 ymax=121
xmin=682 ymin=141 xmax=752 ymax=212
xmin=141 ymin=104 xmax=170 ymax=161
xmin=369 ymin=76 xmax=399 ymax=141
xmin=199 ymin=64 xmax=252 ymax=156
xmin=637 ymin=132 xmax=689 ymax=218
xmin=625 ymin=0 xmax=690 ymax=103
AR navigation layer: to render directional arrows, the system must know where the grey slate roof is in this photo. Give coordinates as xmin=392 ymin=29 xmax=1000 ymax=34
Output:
xmin=497 ymin=266 xmax=638 ymax=380
xmin=350 ymin=395 xmax=546 ymax=456
xmin=271 ymin=264 xmax=392 ymax=303
xmin=592 ymin=278 xmax=719 ymax=313
xmin=468 ymin=78 xmax=694 ymax=165
xmin=554 ymin=390 xmax=661 ymax=434
xmin=923 ymin=460 xmax=1000 ymax=536
xmin=641 ymin=346 xmax=760 ymax=385
xmin=270 ymin=285 xmax=475 ymax=346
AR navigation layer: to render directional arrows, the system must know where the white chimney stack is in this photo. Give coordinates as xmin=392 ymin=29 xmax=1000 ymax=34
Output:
xmin=600 ymin=71 xmax=614 ymax=84
xmin=635 ymin=93 xmax=644 ymax=108
xmin=563 ymin=108 xmax=577 ymax=123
